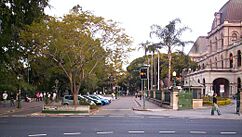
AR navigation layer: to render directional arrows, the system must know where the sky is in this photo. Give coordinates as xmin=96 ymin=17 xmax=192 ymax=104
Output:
xmin=45 ymin=0 xmax=228 ymax=65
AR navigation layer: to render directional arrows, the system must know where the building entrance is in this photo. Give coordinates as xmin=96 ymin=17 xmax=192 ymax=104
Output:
xmin=213 ymin=78 xmax=229 ymax=97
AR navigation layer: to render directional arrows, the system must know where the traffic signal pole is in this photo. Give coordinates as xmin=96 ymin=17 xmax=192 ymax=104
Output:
xmin=143 ymin=80 xmax=146 ymax=109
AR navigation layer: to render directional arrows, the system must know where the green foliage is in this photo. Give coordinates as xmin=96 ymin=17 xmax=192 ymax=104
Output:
xmin=20 ymin=6 xmax=132 ymax=105
xmin=0 ymin=0 xmax=49 ymax=94
xmin=202 ymin=96 xmax=231 ymax=106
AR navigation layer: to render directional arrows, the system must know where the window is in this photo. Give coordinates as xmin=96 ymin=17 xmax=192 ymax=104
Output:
xmin=221 ymin=33 xmax=224 ymax=49
xmin=215 ymin=57 xmax=217 ymax=68
xmin=232 ymin=33 xmax=238 ymax=41
xmin=221 ymin=55 xmax=224 ymax=69
xmin=229 ymin=53 xmax=233 ymax=68
xmin=209 ymin=40 xmax=212 ymax=53
xmin=202 ymin=63 xmax=205 ymax=69
xmin=215 ymin=37 xmax=218 ymax=51
xmin=238 ymin=50 xmax=241 ymax=67
xmin=210 ymin=59 xmax=212 ymax=68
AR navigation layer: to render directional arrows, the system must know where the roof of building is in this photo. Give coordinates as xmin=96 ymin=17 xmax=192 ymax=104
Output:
xmin=188 ymin=36 xmax=207 ymax=55
xmin=211 ymin=0 xmax=242 ymax=30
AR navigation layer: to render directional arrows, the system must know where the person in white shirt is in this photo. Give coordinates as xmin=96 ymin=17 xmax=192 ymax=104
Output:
xmin=2 ymin=91 xmax=8 ymax=106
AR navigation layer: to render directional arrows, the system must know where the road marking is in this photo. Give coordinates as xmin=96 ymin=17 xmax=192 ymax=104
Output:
xmin=159 ymin=130 xmax=176 ymax=134
xmin=190 ymin=131 xmax=207 ymax=134
xmin=28 ymin=134 xmax=47 ymax=137
xmin=220 ymin=131 xmax=237 ymax=135
xmin=12 ymin=115 xmax=26 ymax=117
xmin=64 ymin=132 xmax=81 ymax=135
xmin=128 ymin=130 xmax=144 ymax=134
xmin=96 ymin=131 xmax=113 ymax=135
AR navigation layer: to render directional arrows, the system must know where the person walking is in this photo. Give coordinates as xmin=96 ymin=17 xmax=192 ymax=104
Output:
xmin=2 ymin=91 xmax=8 ymax=107
xmin=211 ymin=93 xmax=221 ymax=115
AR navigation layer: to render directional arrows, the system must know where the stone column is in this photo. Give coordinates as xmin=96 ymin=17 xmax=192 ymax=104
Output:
xmin=171 ymin=88 xmax=179 ymax=110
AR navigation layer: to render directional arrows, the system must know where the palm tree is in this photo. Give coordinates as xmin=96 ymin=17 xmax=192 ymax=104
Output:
xmin=150 ymin=18 xmax=192 ymax=87
xmin=147 ymin=43 xmax=161 ymax=90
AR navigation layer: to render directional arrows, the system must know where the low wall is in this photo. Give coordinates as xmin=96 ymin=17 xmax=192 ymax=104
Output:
xmin=42 ymin=105 xmax=90 ymax=113
xmin=192 ymin=99 xmax=203 ymax=109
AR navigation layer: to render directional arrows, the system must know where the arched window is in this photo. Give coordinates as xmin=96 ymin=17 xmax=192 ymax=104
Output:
xmin=232 ymin=33 xmax=238 ymax=41
xmin=238 ymin=50 xmax=241 ymax=67
xmin=215 ymin=37 xmax=218 ymax=51
xmin=221 ymin=33 xmax=224 ymax=50
xmin=215 ymin=57 xmax=218 ymax=68
xmin=203 ymin=79 xmax=206 ymax=86
xmin=202 ymin=63 xmax=205 ymax=69
xmin=203 ymin=78 xmax=206 ymax=95
xmin=229 ymin=53 xmax=233 ymax=68
xmin=210 ymin=59 xmax=212 ymax=68
xmin=209 ymin=40 xmax=212 ymax=53
xmin=198 ymin=79 xmax=200 ymax=83
xmin=221 ymin=55 xmax=224 ymax=69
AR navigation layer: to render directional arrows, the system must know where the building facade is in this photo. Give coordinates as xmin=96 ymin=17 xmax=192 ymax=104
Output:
xmin=185 ymin=0 xmax=242 ymax=97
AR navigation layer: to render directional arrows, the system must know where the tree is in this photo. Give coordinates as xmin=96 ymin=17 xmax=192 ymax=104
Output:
xmin=20 ymin=6 xmax=132 ymax=105
xmin=150 ymin=18 xmax=192 ymax=87
xmin=0 ymin=0 xmax=49 ymax=92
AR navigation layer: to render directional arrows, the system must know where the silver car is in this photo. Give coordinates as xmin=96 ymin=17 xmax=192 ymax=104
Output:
xmin=62 ymin=95 xmax=95 ymax=105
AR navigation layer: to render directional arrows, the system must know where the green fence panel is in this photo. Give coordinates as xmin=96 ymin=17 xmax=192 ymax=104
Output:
xmin=155 ymin=90 xmax=161 ymax=100
xmin=164 ymin=91 xmax=170 ymax=104
xmin=178 ymin=92 xmax=192 ymax=110
xmin=148 ymin=90 xmax=154 ymax=98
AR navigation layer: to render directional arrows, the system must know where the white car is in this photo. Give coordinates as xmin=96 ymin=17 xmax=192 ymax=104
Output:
xmin=95 ymin=94 xmax=112 ymax=103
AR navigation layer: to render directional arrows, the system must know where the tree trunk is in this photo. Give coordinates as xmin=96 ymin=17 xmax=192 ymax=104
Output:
xmin=151 ymin=52 xmax=154 ymax=90
xmin=168 ymin=47 xmax=172 ymax=88
xmin=70 ymin=74 xmax=78 ymax=106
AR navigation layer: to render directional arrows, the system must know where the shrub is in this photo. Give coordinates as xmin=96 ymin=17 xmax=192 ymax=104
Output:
xmin=202 ymin=96 xmax=231 ymax=106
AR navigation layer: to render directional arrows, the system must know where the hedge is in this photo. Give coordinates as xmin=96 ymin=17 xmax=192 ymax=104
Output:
xmin=203 ymin=96 xmax=231 ymax=106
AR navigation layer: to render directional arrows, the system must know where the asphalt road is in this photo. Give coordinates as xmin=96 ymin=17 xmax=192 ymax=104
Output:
xmin=0 ymin=116 xmax=241 ymax=137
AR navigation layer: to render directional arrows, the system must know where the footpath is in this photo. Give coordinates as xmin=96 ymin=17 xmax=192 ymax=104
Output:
xmin=133 ymin=97 xmax=242 ymax=120
xmin=0 ymin=98 xmax=241 ymax=120
xmin=0 ymin=100 xmax=43 ymax=116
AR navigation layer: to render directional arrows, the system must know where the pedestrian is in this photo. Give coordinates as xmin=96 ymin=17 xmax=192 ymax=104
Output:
xmin=39 ymin=92 xmax=43 ymax=101
xmin=10 ymin=92 xmax=15 ymax=107
xmin=52 ymin=92 xmax=57 ymax=102
xmin=211 ymin=93 xmax=221 ymax=115
xmin=2 ymin=91 xmax=8 ymax=107
xmin=236 ymin=92 xmax=240 ymax=115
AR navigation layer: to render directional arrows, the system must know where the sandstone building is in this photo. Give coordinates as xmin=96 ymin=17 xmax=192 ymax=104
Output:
xmin=185 ymin=0 xmax=242 ymax=97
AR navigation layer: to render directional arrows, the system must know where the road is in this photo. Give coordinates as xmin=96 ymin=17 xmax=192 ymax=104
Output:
xmin=94 ymin=96 xmax=140 ymax=116
xmin=0 ymin=116 xmax=241 ymax=137
xmin=1 ymin=96 xmax=242 ymax=137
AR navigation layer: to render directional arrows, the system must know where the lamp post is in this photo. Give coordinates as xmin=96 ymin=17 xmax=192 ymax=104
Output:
xmin=17 ymin=76 xmax=21 ymax=108
xmin=172 ymin=71 xmax=177 ymax=87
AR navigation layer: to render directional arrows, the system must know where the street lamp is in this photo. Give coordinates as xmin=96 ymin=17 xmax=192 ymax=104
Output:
xmin=17 ymin=76 xmax=21 ymax=108
xmin=172 ymin=71 xmax=177 ymax=87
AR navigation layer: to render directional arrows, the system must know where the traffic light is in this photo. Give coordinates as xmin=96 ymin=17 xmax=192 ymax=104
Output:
xmin=140 ymin=68 xmax=147 ymax=79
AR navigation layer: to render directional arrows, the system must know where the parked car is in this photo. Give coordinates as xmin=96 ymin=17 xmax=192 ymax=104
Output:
xmin=62 ymin=95 xmax=95 ymax=105
xmin=82 ymin=95 xmax=103 ymax=105
xmin=94 ymin=94 xmax=112 ymax=103
xmin=88 ymin=95 xmax=110 ymax=105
